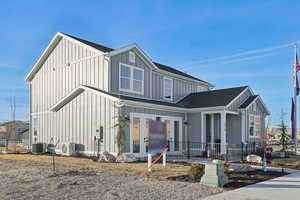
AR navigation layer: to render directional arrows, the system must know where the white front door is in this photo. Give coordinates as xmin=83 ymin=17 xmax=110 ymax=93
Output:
xmin=130 ymin=113 xmax=182 ymax=157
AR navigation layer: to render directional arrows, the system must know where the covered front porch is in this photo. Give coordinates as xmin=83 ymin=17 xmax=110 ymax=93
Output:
xmin=201 ymin=110 xmax=240 ymax=155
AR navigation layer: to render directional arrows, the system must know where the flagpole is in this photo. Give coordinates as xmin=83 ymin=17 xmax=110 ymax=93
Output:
xmin=294 ymin=43 xmax=298 ymax=155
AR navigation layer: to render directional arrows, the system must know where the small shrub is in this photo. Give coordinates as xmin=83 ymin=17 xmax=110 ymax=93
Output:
xmin=223 ymin=161 xmax=230 ymax=174
xmin=188 ymin=163 xmax=205 ymax=181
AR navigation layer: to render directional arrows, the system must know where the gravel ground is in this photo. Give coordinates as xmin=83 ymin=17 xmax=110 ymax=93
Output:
xmin=0 ymin=158 xmax=223 ymax=200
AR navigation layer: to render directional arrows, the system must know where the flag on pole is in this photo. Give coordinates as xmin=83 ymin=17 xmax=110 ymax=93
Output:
xmin=291 ymin=98 xmax=296 ymax=140
xmin=296 ymin=53 xmax=300 ymax=72
xmin=297 ymin=73 xmax=300 ymax=95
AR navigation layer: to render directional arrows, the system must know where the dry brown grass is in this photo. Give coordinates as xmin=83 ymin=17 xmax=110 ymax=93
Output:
xmin=0 ymin=154 xmax=190 ymax=179
xmin=0 ymin=144 xmax=29 ymax=153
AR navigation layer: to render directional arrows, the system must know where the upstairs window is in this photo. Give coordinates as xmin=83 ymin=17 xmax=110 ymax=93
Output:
xmin=129 ymin=51 xmax=135 ymax=63
xmin=119 ymin=63 xmax=144 ymax=94
xmin=163 ymin=77 xmax=173 ymax=100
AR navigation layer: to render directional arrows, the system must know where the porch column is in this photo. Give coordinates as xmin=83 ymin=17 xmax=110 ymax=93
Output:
xmin=220 ymin=111 xmax=227 ymax=154
xmin=210 ymin=114 xmax=214 ymax=149
xmin=201 ymin=113 xmax=206 ymax=150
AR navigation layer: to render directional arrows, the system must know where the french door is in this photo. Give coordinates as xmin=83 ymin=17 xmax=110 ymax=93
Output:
xmin=161 ymin=117 xmax=182 ymax=154
xmin=130 ymin=113 xmax=182 ymax=157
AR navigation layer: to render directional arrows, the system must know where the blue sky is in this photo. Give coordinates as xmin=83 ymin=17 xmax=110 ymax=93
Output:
xmin=0 ymin=0 xmax=299 ymax=126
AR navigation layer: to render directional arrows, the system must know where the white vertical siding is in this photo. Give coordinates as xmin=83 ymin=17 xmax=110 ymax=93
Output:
xmin=30 ymin=37 xmax=115 ymax=154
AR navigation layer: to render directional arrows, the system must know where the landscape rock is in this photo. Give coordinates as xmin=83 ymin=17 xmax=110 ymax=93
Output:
xmin=98 ymin=151 xmax=116 ymax=162
xmin=230 ymin=164 xmax=255 ymax=172
xmin=246 ymin=154 xmax=262 ymax=164
xmin=116 ymin=154 xmax=137 ymax=163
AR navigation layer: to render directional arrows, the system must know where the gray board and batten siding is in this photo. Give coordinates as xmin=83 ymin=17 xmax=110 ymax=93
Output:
xmin=109 ymin=48 xmax=209 ymax=102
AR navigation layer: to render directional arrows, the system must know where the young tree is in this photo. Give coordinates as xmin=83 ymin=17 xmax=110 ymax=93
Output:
xmin=278 ymin=111 xmax=288 ymax=153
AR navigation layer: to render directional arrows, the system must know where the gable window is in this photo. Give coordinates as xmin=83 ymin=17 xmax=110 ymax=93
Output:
xmin=119 ymin=63 xmax=144 ymax=94
xmin=163 ymin=77 xmax=173 ymax=100
xmin=129 ymin=51 xmax=135 ymax=63
xmin=253 ymin=103 xmax=257 ymax=112
xmin=249 ymin=115 xmax=261 ymax=137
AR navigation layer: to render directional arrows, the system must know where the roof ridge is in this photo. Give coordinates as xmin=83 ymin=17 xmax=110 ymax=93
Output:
xmin=191 ymin=86 xmax=248 ymax=95
xmin=60 ymin=32 xmax=210 ymax=84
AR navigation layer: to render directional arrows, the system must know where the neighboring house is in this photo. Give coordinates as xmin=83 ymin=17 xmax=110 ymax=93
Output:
xmin=267 ymin=128 xmax=300 ymax=141
xmin=25 ymin=32 xmax=269 ymax=158
xmin=0 ymin=121 xmax=29 ymax=140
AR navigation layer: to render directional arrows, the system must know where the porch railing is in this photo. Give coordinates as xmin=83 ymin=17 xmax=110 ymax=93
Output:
xmin=163 ymin=141 xmax=263 ymax=161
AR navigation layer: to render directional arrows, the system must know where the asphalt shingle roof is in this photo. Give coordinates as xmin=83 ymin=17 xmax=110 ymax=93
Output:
xmin=239 ymin=95 xmax=258 ymax=109
xmin=177 ymin=86 xmax=248 ymax=108
xmin=84 ymin=85 xmax=248 ymax=109
xmin=61 ymin=32 xmax=207 ymax=83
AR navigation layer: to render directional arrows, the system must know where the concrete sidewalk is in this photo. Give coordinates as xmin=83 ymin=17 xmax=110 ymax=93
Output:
xmin=204 ymin=171 xmax=300 ymax=200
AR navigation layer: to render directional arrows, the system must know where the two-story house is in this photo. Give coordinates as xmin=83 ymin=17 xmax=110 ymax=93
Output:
xmin=25 ymin=32 xmax=269 ymax=159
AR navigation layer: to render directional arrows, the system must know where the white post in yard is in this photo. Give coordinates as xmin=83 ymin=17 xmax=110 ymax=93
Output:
xmin=220 ymin=111 xmax=227 ymax=155
xmin=148 ymin=153 xmax=152 ymax=172
xmin=163 ymin=151 xmax=166 ymax=167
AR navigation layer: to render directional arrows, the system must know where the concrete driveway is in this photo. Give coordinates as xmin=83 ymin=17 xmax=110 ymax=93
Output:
xmin=204 ymin=171 xmax=300 ymax=200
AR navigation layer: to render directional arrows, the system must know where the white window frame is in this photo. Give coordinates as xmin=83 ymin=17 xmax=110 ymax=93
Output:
xmin=249 ymin=114 xmax=261 ymax=138
xmin=119 ymin=63 xmax=144 ymax=95
xmin=253 ymin=102 xmax=257 ymax=112
xmin=163 ymin=77 xmax=173 ymax=101
xmin=129 ymin=51 xmax=135 ymax=63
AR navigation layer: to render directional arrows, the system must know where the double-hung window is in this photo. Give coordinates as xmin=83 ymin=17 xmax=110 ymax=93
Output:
xmin=119 ymin=63 xmax=144 ymax=94
xmin=163 ymin=77 xmax=173 ymax=100
xmin=249 ymin=115 xmax=261 ymax=137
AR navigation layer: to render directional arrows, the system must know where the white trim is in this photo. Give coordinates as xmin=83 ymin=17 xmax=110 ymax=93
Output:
xmin=241 ymin=110 xmax=245 ymax=142
xmin=244 ymin=96 xmax=270 ymax=115
xmin=25 ymin=32 xmax=106 ymax=82
xmin=121 ymin=99 xmax=227 ymax=113
xmin=249 ymin=114 xmax=261 ymax=138
xmin=109 ymin=44 xmax=159 ymax=70
xmin=129 ymin=112 xmax=183 ymax=157
xmin=226 ymin=87 xmax=251 ymax=109
xmin=210 ymin=114 xmax=214 ymax=146
xmin=119 ymin=63 xmax=144 ymax=95
xmin=163 ymin=77 xmax=173 ymax=101
xmin=49 ymin=85 xmax=120 ymax=112
xmin=153 ymin=70 xmax=214 ymax=87
xmin=225 ymin=110 xmax=239 ymax=115
xmin=31 ymin=111 xmax=51 ymax=116
xmin=109 ymin=43 xmax=213 ymax=86
xmin=50 ymin=87 xmax=85 ymax=111
xmin=129 ymin=51 xmax=136 ymax=63
xmin=220 ymin=111 xmax=227 ymax=154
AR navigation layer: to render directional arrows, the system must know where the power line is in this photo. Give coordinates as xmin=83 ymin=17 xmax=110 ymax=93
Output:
xmin=179 ymin=42 xmax=296 ymax=71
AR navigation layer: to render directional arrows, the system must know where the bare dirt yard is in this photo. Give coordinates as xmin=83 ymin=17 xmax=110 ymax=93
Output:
xmin=0 ymin=154 xmax=222 ymax=200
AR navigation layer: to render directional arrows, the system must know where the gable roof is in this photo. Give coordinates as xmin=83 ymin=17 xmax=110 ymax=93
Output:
xmin=239 ymin=95 xmax=258 ymax=109
xmin=61 ymin=32 xmax=114 ymax=52
xmin=153 ymin=62 xmax=209 ymax=83
xmin=177 ymin=86 xmax=248 ymax=108
xmin=59 ymin=33 xmax=211 ymax=84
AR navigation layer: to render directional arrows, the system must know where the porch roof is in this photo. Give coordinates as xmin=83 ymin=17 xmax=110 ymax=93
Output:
xmin=177 ymin=86 xmax=248 ymax=108
xmin=84 ymin=85 xmax=248 ymax=109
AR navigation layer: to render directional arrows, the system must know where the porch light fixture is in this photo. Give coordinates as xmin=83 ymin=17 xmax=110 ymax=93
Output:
xmin=124 ymin=115 xmax=130 ymax=121
xmin=183 ymin=120 xmax=188 ymax=125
